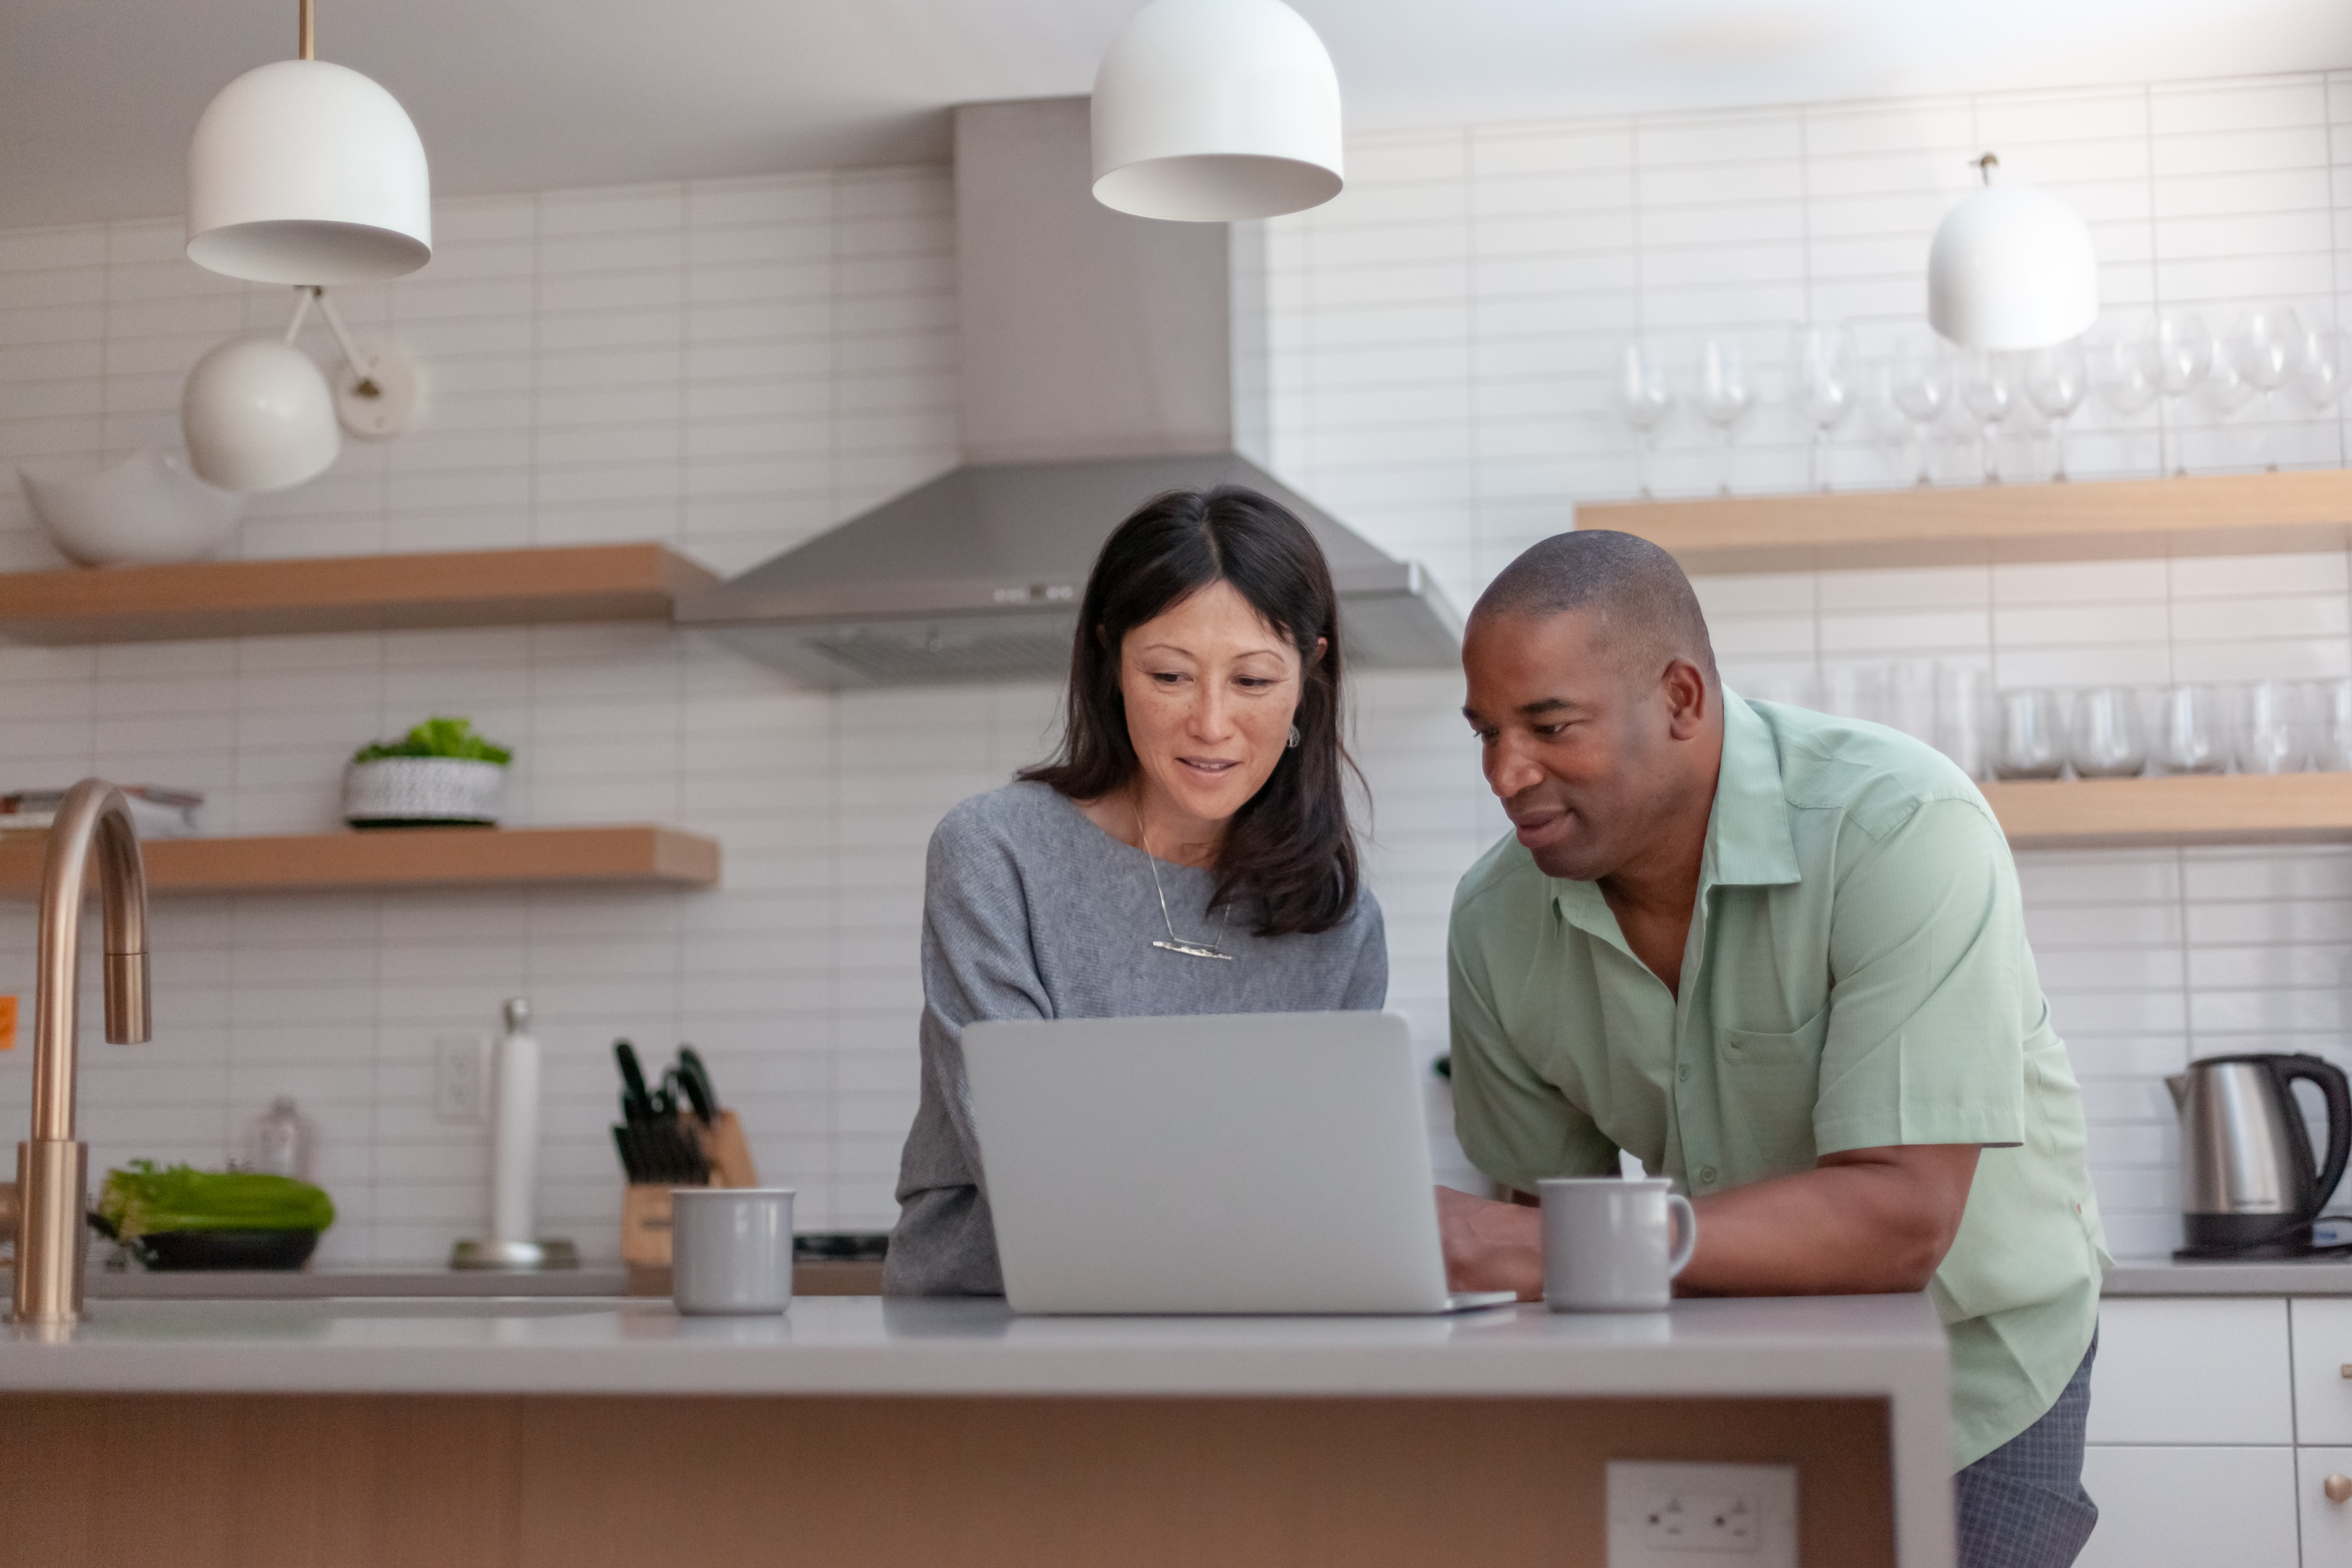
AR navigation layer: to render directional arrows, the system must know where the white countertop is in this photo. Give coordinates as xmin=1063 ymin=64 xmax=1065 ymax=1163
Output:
xmin=2103 ymin=1256 xmax=2352 ymax=1295
xmin=0 ymin=1293 xmax=1948 ymax=1400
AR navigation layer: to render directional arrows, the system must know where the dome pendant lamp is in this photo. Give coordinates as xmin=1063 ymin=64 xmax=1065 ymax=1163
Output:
xmin=186 ymin=0 xmax=432 ymax=284
xmin=1091 ymin=0 xmax=1345 ymax=223
xmin=1927 ymin=153 xmax=2098 ymax=352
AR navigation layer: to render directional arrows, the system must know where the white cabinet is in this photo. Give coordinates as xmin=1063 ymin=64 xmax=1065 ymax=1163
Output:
xmin=2296 ymin=1301 xmax=2352 ymax=1444
xmin=2090 ymin=1298 xmax=2293 ymax=1444
xmin=2078 ymin=1446 xmax=2300 ymax=1568
xmin=2082 ymin=1298 xmax=2303 ymax=1567
xmin=2299 ymin=1448 xmax=2352 ymax=1564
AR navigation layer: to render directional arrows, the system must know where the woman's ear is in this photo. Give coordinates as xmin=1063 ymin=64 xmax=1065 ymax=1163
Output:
xmin=1095 ymin=624 xmax=1111 ymax=649
xmin=1311 ymin=636 xmax=1328 ymax=666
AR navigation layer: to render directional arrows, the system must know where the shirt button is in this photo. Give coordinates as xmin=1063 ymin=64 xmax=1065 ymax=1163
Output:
xmin=1697 ymin=1165 xmax=1718 ymax=1186
xmin=1676 ymin=1063 xmax=1691 ymax=1082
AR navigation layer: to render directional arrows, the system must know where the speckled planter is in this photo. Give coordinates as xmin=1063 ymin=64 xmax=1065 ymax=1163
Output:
xmin=342 ymin=758 xmax=506 ymax=828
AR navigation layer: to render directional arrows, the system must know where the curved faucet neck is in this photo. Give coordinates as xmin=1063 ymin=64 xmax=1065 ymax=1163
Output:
xmin=31 ymin=780 xmax=150 ymax=1143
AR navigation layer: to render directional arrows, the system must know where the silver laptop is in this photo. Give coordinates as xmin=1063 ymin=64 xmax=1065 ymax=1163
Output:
xmin=962 ymin=1010 xmax=1519 ymax=1315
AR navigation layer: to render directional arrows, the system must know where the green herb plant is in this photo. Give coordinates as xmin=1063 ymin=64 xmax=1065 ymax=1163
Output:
xmin=95 ymin=1160 xmax=336 ymax=1239
xmin=351 ymin=716 xmax=513 ymax=767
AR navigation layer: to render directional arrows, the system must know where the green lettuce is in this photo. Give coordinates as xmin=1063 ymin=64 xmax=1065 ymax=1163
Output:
xmin=96 ymin=1161 xmax=336 ymax=1239
xmin=351 ymin=716 xmax=513 ymax=766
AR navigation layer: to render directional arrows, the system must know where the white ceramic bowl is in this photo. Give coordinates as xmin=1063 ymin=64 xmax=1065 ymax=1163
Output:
xmin=17 ymin=448 xmax=246 ymax=566
xmin=343 ymin=758 xmax=505 ymax=827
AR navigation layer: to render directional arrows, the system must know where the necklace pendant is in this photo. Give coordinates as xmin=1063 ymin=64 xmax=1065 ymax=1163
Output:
xmin=1152 ymin=938 xmax=1235 ymax=962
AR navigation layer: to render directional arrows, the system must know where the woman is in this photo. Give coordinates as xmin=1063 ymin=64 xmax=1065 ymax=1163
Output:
xmin=883 ymin=485 xmax=1387 ymax=1295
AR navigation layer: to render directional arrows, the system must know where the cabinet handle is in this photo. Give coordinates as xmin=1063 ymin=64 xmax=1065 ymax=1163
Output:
xmin=2328 ymin=1475 xmax=2352 ymax=1506
xmin=2340 ymin=1363 xmax=2352 ymax=1379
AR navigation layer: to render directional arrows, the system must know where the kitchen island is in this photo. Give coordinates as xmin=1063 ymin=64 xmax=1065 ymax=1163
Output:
xmin=0 ymin=1293 xmax=1953 ymax=1567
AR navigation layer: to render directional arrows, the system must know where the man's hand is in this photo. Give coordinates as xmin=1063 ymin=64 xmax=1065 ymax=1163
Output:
xmin=1435 ymin=1185 xmax=1544 ymax=1300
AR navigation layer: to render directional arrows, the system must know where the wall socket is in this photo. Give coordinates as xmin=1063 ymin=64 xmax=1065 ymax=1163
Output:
xmin=432 ymin=1035 xmax=491 ymax=1125
xmin=1606 ymin=1461 xmax=1797 ymax=1567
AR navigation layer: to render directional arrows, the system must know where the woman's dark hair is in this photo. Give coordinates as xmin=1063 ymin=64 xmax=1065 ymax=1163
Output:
xmin=1020 ymin=485 xmax=1360 ymax=937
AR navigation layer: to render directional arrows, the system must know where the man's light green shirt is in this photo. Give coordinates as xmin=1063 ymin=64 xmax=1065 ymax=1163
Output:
xmin=1448 ymin=692 xmax=2110 ymax=1468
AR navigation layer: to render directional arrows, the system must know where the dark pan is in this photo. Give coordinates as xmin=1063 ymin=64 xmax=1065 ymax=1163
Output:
xmin=130 ymin=1229 xmax=320 ymax=1271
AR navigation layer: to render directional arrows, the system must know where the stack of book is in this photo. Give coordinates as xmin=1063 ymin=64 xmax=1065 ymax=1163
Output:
xmin=0 ymin=787 xmax=204 ymax=841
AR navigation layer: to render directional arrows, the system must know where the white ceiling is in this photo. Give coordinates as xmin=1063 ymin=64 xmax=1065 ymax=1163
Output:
xmin=7 ymin=0 xmax=2352 ymax=228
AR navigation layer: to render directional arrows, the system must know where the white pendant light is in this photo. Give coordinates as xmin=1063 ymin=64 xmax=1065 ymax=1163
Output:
xmin=186 ymin=0 xmax=431 ymax=284
xmin=1927 ymin=153 xmax=2098 ymax=352
xmin=182 ymin=337 xmax=340 ymax=493
xmin=1091 ymin=0 xmax=1344 ymax=223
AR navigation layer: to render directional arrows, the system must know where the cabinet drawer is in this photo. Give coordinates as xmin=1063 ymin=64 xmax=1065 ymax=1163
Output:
xmin=2078 ymin=1447 xmax=2298 ymax=1568
xmin=2087 ymin=1298 xmax=2292 ymax=1444
xmin=2296 ymin=1301 xmax=2352 ymax=1444
xmin=2301 ymin=1448 xmax=2352 ymax=1564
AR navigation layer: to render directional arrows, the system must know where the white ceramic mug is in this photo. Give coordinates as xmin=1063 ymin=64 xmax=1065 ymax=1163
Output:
xmin=1538 ymin=1177 xmax=1698 ymax=1313
xmin=671 ymin=1187 xmax=796 ymax=1316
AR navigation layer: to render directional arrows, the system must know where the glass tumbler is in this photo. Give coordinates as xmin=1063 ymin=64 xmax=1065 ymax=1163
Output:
xmin=2235 ymin=679 xmax=2309 ymax=775
xmin=2154 ymin=684 xmax=2229 ymax=775
xmin=1935 ymin=665 xmax=1996 ymax=782
xmin=2068 ymin=686 xmax=2147 ymax=779
xmin=2310 ymin=678 xmax=2352 ymax=772
xmin=1995 ymin=689 xmax=2069 ymax=780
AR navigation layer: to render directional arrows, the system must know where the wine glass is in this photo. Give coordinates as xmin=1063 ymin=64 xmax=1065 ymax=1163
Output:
xmin=1617 ymin=342 xmax=1675 ymax=500
xmin=1886 ymin=332 xmax=1954 ymax=486
xmin=1959 ymin=351 xmax=2018 ymax=484
xmin=1690 ymin=338 xmax=1754 ymax=496
xmin=2199 ymin=351 xmax=2258 ymax=471
xmin=1787 ymin=324 xmax=1859 ymax=492
xmin=2091 ymin=327 xmax=2160 ymax=474
xmin=2302 ymin=322 xmax=2350 ymax=411
xmin=2230 ymin=305 xmax=2305 ymax=470
xmin=2024 ymin=340 xmax=2090 ymax=482
xmin=2139 ymin=310 xmax=2211 ymax=476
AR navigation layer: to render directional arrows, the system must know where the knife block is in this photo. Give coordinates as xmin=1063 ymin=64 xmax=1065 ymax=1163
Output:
xmin=620 ymin=1111 xmax=761 ymax=1273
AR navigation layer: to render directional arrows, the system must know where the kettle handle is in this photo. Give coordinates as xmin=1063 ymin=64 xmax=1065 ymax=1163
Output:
xmin=2277 ymin=1055 xmax=2352 ymax=1219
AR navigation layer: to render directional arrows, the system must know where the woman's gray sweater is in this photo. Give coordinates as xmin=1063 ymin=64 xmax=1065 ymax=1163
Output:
xmin=882 ymin=780 xmax=1388 ymax=1295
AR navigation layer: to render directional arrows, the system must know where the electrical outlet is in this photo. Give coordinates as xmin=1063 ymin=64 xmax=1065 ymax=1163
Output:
xmin=1606 ymin=1462 xmax=1797 ymax=1567
xmin=432 ymin=1035 xmax=490 ymax=1125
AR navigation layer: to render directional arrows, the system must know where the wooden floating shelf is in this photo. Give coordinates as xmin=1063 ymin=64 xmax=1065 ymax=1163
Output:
xmin=0 ymin=543 xmax=718 ymax=645
xmin=1982 ymin=773 xmax=2352 ymax=850
xmin=1578 ymin=469 xmax=2352 ymax=574
xmin=0 ymin=825 xmax=721 ymax=896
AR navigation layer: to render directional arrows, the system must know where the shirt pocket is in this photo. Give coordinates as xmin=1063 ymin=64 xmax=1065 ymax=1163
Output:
xmin=1715 ymin=1006 xmax=1830 ymax=1177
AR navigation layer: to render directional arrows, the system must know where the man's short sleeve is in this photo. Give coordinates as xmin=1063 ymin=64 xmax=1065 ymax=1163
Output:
xmin=1812 ymin=796 xmax=2030 ymax=1155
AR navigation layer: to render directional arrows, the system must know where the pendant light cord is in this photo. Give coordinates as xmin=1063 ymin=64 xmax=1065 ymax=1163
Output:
xmin=299 ymin=0 xmax=314 ymax=60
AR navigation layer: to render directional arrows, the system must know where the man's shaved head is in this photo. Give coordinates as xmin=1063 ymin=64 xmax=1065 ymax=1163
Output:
xmin=1471 ymin=530 xmax=1716 ymax=685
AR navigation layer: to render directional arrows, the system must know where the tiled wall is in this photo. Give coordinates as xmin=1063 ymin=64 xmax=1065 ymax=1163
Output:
xmin=2 ymin=69 xmax=2349 ymax=1265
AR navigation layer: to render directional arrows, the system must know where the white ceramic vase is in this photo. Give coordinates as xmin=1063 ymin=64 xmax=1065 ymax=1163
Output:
xmin=342 ymin=758 xmax=505 ymax=827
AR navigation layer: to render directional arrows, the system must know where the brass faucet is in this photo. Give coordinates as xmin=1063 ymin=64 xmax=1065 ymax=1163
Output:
xmin=2 ymin=779 xmax=149 ymax=1325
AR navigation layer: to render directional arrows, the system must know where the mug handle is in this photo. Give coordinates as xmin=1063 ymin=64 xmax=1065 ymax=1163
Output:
xmin=1665 ymin=1193 xmax=1699 ymax=1279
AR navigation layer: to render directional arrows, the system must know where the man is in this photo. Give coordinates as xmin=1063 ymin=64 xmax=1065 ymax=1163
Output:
xmin=1437 ymin=531 xmax=2109 ymax=1568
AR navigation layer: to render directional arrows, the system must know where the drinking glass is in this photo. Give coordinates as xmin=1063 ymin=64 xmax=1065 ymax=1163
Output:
xmin=2231 ymin=305 xmax=2305 ymax=470
xmin=2153 ymin=684 xmax=2228 ymax=775
xmin=2093 ymin=327 xmax=2162 ymax=475
xmin=2198 ymin=352 xmax=2259 ymax=471
xmin=1959 ymin=351 xmax=2018 ymax=484
xmin=2140 ymin=310 xmax=2212 ymax=476
xmin=1787 ymin=324 xmax=1860 ymax=491
xmin=2235 ymin=679 xmax=2309 ymax=775
xmin=1887 ymin=331 xmax=1954 ymax=486
xmin=1690 ymin=338 xmax=1754 ymax=496
xmin=1888 ymin=659 xmax=1937 ymax=745
xmin=1995 ymin=689 xmax=2069 ymax=780
xmin=2309 ymin=678 xmax=2352 ymax=772
xmin=2068 ymin=686 xmax=2147 ymax=778
xmin=1824 ymin=662 xmax=1891 ymax=728
xmin=1935 ymin=665 xmax=1996 ymax=782
xmin=1616 ymin=342 xmax=1675 ymax=500
xmin=2300 ymin=323 xmax=2349 ymax=417
xmin=2024 ymin=340 xmax=2090 ymax=481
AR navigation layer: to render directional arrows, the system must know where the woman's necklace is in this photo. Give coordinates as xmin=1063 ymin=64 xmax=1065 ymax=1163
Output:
xmin=1136 ymin=798 xmax=1233 ymax=962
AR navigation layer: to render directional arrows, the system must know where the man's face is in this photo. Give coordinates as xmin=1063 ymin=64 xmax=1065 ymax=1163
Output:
xmin=1460 ymin=609 xmax=1681 ymax=882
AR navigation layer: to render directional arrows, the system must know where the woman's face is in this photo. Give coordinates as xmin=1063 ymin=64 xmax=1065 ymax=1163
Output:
xmin=1118 ymin=579 xmax=1315 ymax=832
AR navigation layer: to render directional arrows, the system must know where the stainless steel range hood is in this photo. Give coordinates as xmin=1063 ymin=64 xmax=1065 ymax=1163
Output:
xmin=676 ymin=97 xmax=1460 ymax=688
